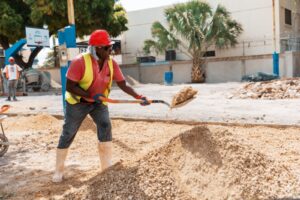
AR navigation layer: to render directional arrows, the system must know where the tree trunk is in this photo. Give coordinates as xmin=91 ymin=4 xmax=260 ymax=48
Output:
xmin=14 ymin=46 xmax=43 ymax=69
xmin=0 ymin=35 xmax=9 ymax=49
xmin=191 ymin=57 xmax=205 ymax=83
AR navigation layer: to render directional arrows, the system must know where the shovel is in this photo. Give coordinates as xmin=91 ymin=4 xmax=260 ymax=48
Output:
xmin=96 ymin=86 xmax=198 ymax=109
xmin=0 ymin=105 xmax=10 ymax=114
xmin=97 ymin=96 xmax=171 ymax=108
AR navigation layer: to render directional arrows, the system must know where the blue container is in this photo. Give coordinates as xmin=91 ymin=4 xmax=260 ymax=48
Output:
xmin=164 ymin=71 xmax=173 ymax=85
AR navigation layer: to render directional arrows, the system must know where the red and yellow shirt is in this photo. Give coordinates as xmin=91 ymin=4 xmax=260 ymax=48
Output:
xmin=67 ymin=54 xmax=125 ymax=102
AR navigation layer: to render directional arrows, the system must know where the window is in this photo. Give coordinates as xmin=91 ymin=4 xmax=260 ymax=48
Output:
xmin=203 ymin=51 xmax=216 ymax=57
xmin=285 ymin=8 xmax=292 ymax=25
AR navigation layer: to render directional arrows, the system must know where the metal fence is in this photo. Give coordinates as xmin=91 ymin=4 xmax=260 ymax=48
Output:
xmin=280 ymin=37 xmax=300 ymax=52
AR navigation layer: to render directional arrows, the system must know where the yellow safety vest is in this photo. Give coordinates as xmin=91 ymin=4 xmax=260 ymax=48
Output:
xmin=65 ymin=53 xmax=114 ymax=105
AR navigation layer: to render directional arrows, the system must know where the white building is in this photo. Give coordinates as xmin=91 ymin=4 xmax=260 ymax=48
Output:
xmin=120 ymin=0 xmax=300 ymax=83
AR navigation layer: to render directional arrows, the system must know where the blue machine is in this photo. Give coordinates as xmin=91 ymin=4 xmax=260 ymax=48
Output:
xmin=4 ymin=39 xmax=27 ymax=65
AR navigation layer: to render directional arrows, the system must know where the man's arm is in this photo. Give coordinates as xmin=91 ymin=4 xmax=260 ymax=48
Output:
xmin=2 ymin=66 xmax=7 ymax=78
xmin=116 ymin=80 xmax=140 ymax=98
xmin=66 ymin=78 xmax=90 ymax=98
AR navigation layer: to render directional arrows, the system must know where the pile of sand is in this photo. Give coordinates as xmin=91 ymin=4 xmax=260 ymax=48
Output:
xmin=231 ymin=78 xmax=300 ymax=99
xmin=62 ymin=126 xmax=300 ymax=200
xmin=3 ymin=114 xmax=61 ymax=131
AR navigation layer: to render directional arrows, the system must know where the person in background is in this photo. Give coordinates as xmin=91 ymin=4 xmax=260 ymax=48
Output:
xmin=52 ymin=29 xmax=150 ymax=183
xmin=3 ymin=57 xmax=22 ymax=101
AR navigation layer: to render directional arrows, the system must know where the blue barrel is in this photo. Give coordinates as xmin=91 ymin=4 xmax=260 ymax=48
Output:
xmin=273 ymin=52 xmax=279 ymax=76
xmin=164 ymin=71 xmax=173 ymax=85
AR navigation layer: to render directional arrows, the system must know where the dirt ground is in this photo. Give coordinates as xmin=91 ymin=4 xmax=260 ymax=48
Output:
xmin=1 ymin=114 xmax=300 ymax=199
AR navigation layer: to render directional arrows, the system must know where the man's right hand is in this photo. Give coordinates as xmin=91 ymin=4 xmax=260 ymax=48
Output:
xmin=135 ymin=95 xmax=150 ymax=106
xmin=93 ymin=94 xmax=104 ymax=104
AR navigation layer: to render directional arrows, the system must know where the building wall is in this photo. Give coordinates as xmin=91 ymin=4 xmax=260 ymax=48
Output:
xmin=284 ymin=51 xmax=300 ymax=77
xmin=294 ymin=52 xmax=300 ymax=76
xmin=279 ymin=0 xmax=300 ymax=38
xmin=212 ymin=0 xmax=276 ymax=57
xmin=140 ymin=64 xmax=170 ymax=83
xmin=121 ymin=0 xmax=289 ymax=64
xmin=120 ymin=52 xmax=297 ymax=83
xmin=47 ymin=52 xmax=298 ymax=85
xmin=121 ymin=6 xmax=167 ymax=64
xmin=279 ymin=0 xmax=300 ymax=52
xmin=121 ymin=64 xmax=140 ymax=82
xmin=172 ymin=62 xmax=192 ymax=83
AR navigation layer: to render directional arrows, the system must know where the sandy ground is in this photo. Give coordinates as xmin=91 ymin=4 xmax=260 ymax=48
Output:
xmin=1 ymin=83 xmax=300 ymax=199
xmin=0 ymin=115 xmax=300 ymax=199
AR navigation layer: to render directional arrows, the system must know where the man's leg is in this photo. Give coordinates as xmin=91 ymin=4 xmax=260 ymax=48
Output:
xmin=89 ymin=104 xmax=112 ymax=170
xmin=12 ymin=80 xmax=17 ymax=101
xmin=7 ymin=80 xmax=13 ymax=101
xmin=53 ymin=102 xmax=92 ymax=182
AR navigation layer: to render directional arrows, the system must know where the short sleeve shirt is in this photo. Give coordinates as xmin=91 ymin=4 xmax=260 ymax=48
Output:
xmin=67 ymin=54 xmax=125 ymax=101
xmin=3 ymin=64 xmax=22 ymax=80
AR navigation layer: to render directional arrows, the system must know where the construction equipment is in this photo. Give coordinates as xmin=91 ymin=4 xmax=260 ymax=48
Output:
xmin=21 ymin=69 xmax=51 ymax=92
xmin=0 ymin=105 xmax=11 ymax=157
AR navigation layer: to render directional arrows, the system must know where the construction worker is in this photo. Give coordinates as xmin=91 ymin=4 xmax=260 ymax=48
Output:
xmin=52 ymin=29 xmax=150 ymax=183
xmin=3 ymin=57 xmax=22 ymax=101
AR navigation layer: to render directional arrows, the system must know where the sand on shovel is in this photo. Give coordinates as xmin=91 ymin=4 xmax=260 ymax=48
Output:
xmin=171 ymin=86 xmax=198 ymax=109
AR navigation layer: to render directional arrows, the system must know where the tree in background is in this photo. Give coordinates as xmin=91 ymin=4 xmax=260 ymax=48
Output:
xmin=42 ymin=50 xmax=55 ymax=68
xmin=0 ymin=0 xmax=127 ymax=69
xmin=143 ymin=0 xmax=242 ymax=83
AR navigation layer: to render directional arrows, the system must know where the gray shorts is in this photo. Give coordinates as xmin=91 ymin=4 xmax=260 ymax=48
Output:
xmin=57 ymin=102 xmax=112 ymax=149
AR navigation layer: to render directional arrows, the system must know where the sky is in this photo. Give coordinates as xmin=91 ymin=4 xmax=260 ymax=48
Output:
xmin=119 ymin=0 xmax=189 ymax=11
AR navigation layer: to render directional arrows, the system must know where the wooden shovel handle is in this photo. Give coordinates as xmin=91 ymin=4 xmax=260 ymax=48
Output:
xmin=98 ymin=96 xmax=170 ymax=107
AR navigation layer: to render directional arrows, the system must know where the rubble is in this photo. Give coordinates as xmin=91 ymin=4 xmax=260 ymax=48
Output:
xmin=231 ymin=78 xmax=300 ymax=99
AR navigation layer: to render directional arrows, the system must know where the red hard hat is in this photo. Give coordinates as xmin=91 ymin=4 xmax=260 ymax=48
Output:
xmin=8 ymin=57 xmax=14 ymax=62
xmin=89 ymin=29 xmax=114 ymax=46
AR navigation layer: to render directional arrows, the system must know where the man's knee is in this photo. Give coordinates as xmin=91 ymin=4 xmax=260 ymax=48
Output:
xmin=57 ymin=132 xmax=76 ymax=148
xmin=98 ymin=121 xmax=112 ymax=142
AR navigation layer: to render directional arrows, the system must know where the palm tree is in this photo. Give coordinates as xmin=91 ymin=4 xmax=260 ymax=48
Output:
xmin=143 ymin=0 xmax=243 ymax=83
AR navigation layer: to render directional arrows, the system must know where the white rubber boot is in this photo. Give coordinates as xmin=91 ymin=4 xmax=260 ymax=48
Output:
xmin=52 ymin=148 xmax=68 ymax=183
xmin=98 ymin=142 xmax=112 ymax=171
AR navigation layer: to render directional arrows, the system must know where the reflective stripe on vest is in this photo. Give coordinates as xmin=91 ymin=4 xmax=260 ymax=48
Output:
xmin=65 ymin=53 xmax=114 ymax=105
xmin=5 ymin=65 xmax=20 ymax=79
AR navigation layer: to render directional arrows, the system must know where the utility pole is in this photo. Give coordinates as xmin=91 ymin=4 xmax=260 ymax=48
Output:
xmin=272 ymin=0 xmax=279 ymax=76
xmin=67 ymin=0 xmax=75 ymax=24
xmin=58 ymin=0 xmax=77 ymax=111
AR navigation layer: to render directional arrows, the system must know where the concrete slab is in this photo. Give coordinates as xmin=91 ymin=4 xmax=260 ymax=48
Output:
xmin=1 ymin=82 xmax=300 ymax=126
